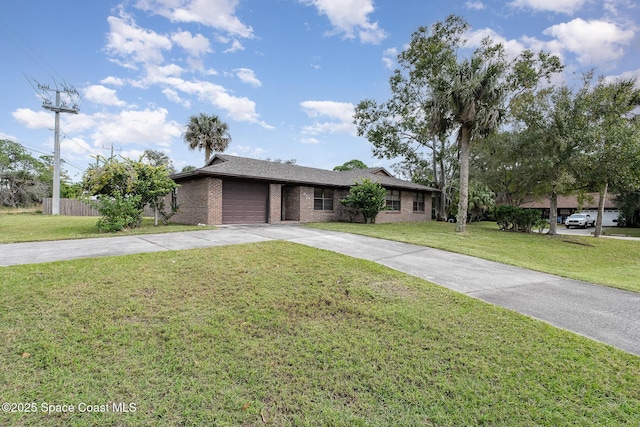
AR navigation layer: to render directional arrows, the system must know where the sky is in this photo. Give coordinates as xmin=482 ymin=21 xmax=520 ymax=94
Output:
xmin=1 ymin=0 xmax=639 ymax=181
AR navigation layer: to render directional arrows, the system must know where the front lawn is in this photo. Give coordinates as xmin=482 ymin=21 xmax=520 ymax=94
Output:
xmin=1 ymin=241 xmax=639 ymax=426
xmin=308 ymin=221 xmax=640 ymax=293
xmin=0 ymin=213 xmax=215 ymax=243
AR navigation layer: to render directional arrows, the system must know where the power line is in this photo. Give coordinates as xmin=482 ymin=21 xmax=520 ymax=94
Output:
xmin=0 ymin=24 xmax=65 ymax=82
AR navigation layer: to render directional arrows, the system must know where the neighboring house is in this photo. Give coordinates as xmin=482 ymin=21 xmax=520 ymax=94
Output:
xmin=168 ymin=154 xmax=438 ymax=225
xmin=519 ymin=193 xmax=620 ymax=226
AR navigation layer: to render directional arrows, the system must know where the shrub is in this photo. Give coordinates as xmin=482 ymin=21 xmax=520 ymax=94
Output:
xmin=94 ymin=193 xmax=143 ymax=232
xmin=494 ymin=205 xmax=544 ymax=233
xmin=340 ymin=179 xmax=387 ymax=224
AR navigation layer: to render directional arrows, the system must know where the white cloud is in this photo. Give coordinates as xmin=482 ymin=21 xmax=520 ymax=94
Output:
xmin=465 ymin=1 xmax=486 ymax=10
xmin=301 ymin=100 xmax=355 ymax=120
xmin=171 ymin=30 xmax=212 ymax=56
xmin=60 ymin=136 xmax=97 ymax=158
xmin=234 ymin=68 xmax=262 ymax=87
xmin=11 ymin=108 xmax=52 ymax=129
xmin=135 ymin=0 xmax=254 ymax=38
xmin=543 ymin=18 xmax=634 ymax=65
xmin=465 ymin=28 xmax=527 ymax=59
xmin=162 ymin=88 xmax=191 ymax=108
xmin=11 ymin=107 xmax=182 ymax=151
xmin=88 ymin=108 xmax=183 ymax=147
xmin=300 ymin=100 xmax=356 ymax=135
xmin=603 ymin=0 xmax=637 ymax=17
xmin=509 ymin=0 xmax=588 ymax=14
xmin=100 ymin=76 xmax=125 ymax=86
xmin=0 ymin=132 xmax=18 ymax=142
xmin=83 ymin=85 xmax=127 ymax=107
xmin=604 ymin=68 xmax=640 ymax=87
xmin=301 ymin=0 xmax=387 ymax=44
xmin=224 ymin=39 xmax=245 ymax=53
xmin=105 ymin=12 xmax=172 ymax=67
xmin=382 ymin=47 xmax=398 ymax=69
xmin=162 ymin=77 xmax=272 ymax=128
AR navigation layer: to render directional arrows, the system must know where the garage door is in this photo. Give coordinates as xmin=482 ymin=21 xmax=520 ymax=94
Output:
xmin=222 ymin=180 xmax=268 ymax=224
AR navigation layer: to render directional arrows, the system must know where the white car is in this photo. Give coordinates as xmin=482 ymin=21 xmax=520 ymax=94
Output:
xmin=565 ymin=213 xmax=596 ymax=228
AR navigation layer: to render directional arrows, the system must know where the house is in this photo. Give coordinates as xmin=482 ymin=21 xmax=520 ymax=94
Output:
xmin=519 ymin=193 xmax=620 ymax=226
xmin=167 ymin=154 xmax=438 ymax=225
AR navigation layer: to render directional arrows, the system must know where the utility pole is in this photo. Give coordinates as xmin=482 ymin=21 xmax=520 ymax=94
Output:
xmin=38 ymin=80 xmax=80 ymax=215
xmin=103 ymin=142 xmax=122 ymax=160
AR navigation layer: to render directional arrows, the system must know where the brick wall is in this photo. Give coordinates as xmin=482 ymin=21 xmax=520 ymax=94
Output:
xmin=169 ymin=177 xmax=222 ymax=225
xmin=298 ymin=186 xmax=348 ymax=223
xmin=376 ymin=190 xmax=431 ymax=223
xmin=268 ymin=183 xmax=282 ymax=224
xmin=168 ymin=177 xmax=433 ymax=225
xmin=282 ymin=186 xmax=301 ymax=221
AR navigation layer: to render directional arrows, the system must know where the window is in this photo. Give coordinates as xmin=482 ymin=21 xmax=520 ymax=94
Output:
xmin=413 ymin=192 xmax=425 ymax=212
xmin=386 ymin=189 xmax=400 ymax=211
xmin=314 ymin=188 xmax=334 ymax=210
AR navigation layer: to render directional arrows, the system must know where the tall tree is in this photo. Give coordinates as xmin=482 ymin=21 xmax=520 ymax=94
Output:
xmin=355 ymin=15 xmax=562 ymax=232
xmin=509 ymin=85 xmax=587 ymax=235
xmin=577 ymin=76 xmax=640 ymax=237
xmin=183 ymin=113 xmax=231 ymax=165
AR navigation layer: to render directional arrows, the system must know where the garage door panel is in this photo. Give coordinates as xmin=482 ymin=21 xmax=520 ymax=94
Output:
xmin=222 ymin=181 xmax=268 ymax=224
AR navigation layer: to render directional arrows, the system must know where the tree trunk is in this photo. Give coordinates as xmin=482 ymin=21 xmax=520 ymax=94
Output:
xmin=456 ymin=125 xmax=471 ymax=232
xmin=431 ymin=144 xmax=441 ymax=220
xmin=548 ymin=189 xmax=558 ymax=235
xmin=205 ymin=146 xmax=212 ymax=165
xmin=438 ymin=137 xmax=447 ymax=221
xmin=594 ymin=182 xmax=608 ymax=238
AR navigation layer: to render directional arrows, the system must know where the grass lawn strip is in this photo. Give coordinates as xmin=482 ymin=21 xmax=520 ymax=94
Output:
xmin=0 ymin=214 xmax=215 ymax=244
xmin=308 ymin=221 xmax=640 ymax=293
xmin=1 ymin=241 xmax=639 ymax=426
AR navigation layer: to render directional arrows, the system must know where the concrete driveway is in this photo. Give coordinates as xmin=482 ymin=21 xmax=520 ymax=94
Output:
xmin=1 ymin=224 xmax=639 ymax=356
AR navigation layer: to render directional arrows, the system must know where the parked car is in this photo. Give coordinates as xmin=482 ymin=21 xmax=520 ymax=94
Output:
xmin=565 ymin=213 xmax=596 ymax=228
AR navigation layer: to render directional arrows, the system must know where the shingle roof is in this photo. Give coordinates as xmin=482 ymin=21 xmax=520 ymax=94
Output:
xmin=171 ymin=154 xmax=438 ymax=192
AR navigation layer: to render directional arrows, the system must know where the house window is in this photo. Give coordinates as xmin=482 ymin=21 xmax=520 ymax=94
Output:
xmin=386 ymin=189 xmax=401 ymax=211
xmin=413 ymin=192 xmax=425 ymax=212
xmin=314 ymin=188 xmax=334 ymax=210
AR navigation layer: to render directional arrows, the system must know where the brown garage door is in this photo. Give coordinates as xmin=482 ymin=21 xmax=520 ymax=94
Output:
xmin=222 ymin=180 xmax=268 ymax=224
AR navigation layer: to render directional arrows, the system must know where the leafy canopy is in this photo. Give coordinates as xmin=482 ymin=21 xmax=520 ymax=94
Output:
xmin=355 ymin=15 xmax=562 ymax=232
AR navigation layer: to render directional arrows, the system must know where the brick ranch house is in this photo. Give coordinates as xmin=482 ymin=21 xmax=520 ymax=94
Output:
xmin=167 ymin=154 xmax=438 ymax=225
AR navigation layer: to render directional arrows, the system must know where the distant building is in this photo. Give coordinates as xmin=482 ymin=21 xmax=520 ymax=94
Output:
xmin=519 ymin=193 xmax=620 ymax=226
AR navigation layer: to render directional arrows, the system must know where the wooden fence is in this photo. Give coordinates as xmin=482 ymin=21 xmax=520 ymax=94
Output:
xmin=42 ymin=198 xmax=155 ymax=217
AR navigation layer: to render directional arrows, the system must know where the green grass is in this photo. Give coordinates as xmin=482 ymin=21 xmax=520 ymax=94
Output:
xmin=1 ymin=241 xmax=639 ymax=426
xmin=308 ymin=221 xmax=640 ymax=293
xmin=603 ymin=226 xmax=640 ymax=238
xmin=0 ymin=213 xmax=215 ymax=243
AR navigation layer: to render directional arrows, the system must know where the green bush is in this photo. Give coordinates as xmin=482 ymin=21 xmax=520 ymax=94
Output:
xmin=340 ymin=179 xmax=387 ymax=224
xmin=493 ymin=205 xmax=544 ymax=233
xmin=94 ymin=193 xmax=143 ymax=232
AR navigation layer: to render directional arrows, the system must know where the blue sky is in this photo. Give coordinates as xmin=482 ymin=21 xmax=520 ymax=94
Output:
xmin=1 ymin=0 xmax=638 ymax=180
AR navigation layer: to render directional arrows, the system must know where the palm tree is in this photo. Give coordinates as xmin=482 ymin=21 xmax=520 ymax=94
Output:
xmin=183 ymin=113 xmax=231 ymax=165
xmin=430 ymin=43 xmax=506 ymax=232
